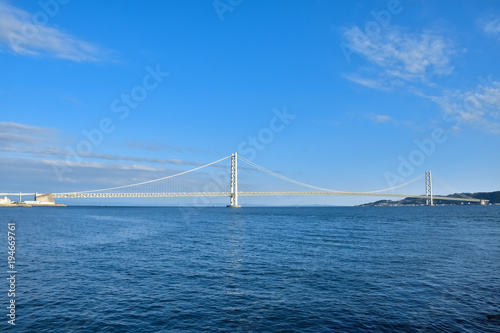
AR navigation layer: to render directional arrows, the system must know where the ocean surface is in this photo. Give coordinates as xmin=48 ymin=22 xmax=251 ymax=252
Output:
xmin=1 ymin=206 xmax=499 ymax=332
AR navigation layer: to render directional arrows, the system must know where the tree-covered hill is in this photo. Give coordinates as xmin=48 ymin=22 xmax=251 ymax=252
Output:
xmin=358 ymin=191 xmax=500 ymax=206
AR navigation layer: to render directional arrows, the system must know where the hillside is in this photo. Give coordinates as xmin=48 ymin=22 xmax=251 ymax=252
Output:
xmin=358 ymin=191 xmax=500 ymax=206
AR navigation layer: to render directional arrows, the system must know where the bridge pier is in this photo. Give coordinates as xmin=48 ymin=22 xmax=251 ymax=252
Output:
xmin=425 ymin=171 xmax=433 ymax=206
xmin=227 ymin=152 xmax=241 ymax=208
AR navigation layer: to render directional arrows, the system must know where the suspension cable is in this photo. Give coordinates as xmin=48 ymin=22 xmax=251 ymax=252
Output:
xmin=239 ymin=156 xmax=342 ymax=192
xmin=239 ymin=156 xmax=424 ymax=194
xmin=76 ymin=155 xmax=230 ymax=193
xmin=366 ymin=174 xmax=424 ymax=193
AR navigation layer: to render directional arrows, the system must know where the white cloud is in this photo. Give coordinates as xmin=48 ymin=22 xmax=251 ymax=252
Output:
xmin=0 ymin=122 xmax=226 ymax=193
xmin=481 ymin=17 xmax=500 ymax=35
xmin=0 ymin=121 xmax=58 ymax=147
xmin=367 ymin=114 xmax=391 ymax=123
xmin=342 ymin=26 xmax=457 ymax=84
xmin=124 ymin=141 xmax=202 ymax=153
xmin=0 ymin=121 xmax=206 ymax=165
xmin=340 ymin=23 xmax=500 ymax=135
xmin=0 ymin=1 xmax=107 ymax=61
xmin=41 ymin=159 xmax=165 ymax=172
xmin=0 ymin=156 xmax=197 ymax=192
xmin=342 ymin=73 xmax=391 ymax=91
xmin=364 ymin=113 xmax=419 ymax=130
xmin=425 ymin=80 xmax=500 ymax=134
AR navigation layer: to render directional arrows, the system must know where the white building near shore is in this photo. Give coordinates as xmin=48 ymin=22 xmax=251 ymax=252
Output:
xmin=0 ymin=197 xmax=12 ymax=204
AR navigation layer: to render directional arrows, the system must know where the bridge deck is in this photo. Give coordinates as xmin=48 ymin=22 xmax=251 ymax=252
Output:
xmin=46 ymin=192 xmax=481 ymax=202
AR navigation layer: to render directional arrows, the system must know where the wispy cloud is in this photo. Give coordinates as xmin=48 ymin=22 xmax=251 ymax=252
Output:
xmin=82 ymin=153 xmax=204 ymax=166
xmin=364 ymin=114 xmax=419 ymax=131
xmin=124 ymin=141 xmax=201 ymax=153
xmin=340 ymin=23 xmax=500 ymax=135
xmin=0 ymin=122 xmax=205 ymax=165
xmin=367 ymin=114 xmax=391 ymax=123
xmin=342 ymin=74 xmax=391 ymax=91
xmin=41 ymin=159 xmax=165 ymax=172
xmin=480 ymin=17 xmax=500 ymax=36
xmin=0 ymin=121 xmax=59 ymax=150
xmin=0 ymin=122 xmax=227 ymax=192
xmin=0 ymin=1 xmax=107 ymax=61
xmin=342 ymin=26 xmax=457 ymax=85
xmin=0 ymin=156 xmax=198 ymax=191
xmin=422 ymin=80 xmax=500 ymax=134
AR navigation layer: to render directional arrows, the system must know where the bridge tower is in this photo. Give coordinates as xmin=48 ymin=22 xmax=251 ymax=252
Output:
xmin=227 ymin=152 xmax=241 ymax=208
xmin=425 ymin=171 xmax=433 ymax=206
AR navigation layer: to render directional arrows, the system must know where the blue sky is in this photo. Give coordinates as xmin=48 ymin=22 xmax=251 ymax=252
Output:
xmin=1 ymin=0 xmax=499 ymax=206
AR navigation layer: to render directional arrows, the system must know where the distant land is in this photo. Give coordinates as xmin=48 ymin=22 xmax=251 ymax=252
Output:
xmin=358 ymin=191 xmax=500 ymax=206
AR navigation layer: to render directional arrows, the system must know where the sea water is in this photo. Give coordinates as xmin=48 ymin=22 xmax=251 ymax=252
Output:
xmin=1 ymin=206 xmax=499 ymax=332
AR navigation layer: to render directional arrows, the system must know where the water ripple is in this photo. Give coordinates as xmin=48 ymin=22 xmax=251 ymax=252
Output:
xmin=1 ymin=206 xmax=499 ymax=332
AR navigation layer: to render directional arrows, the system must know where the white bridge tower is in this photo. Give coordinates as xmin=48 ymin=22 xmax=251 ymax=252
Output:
xmin=425 ymin=171 xmax=433 ymax=206
xmin=227 ymin=153 xmax=241 ymax=208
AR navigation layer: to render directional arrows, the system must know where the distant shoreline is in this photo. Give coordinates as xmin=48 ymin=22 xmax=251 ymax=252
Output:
xmin=358 ymin=191 xmax=499 ymax=206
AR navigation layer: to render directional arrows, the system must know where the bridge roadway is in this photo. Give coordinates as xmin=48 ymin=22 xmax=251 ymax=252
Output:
xmin=49 ymin=191 xmax=482 ymax=203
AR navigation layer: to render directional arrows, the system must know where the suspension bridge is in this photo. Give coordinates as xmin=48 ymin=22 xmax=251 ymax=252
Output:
xmin=1 ymin=153 xmax=485 ymax=206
